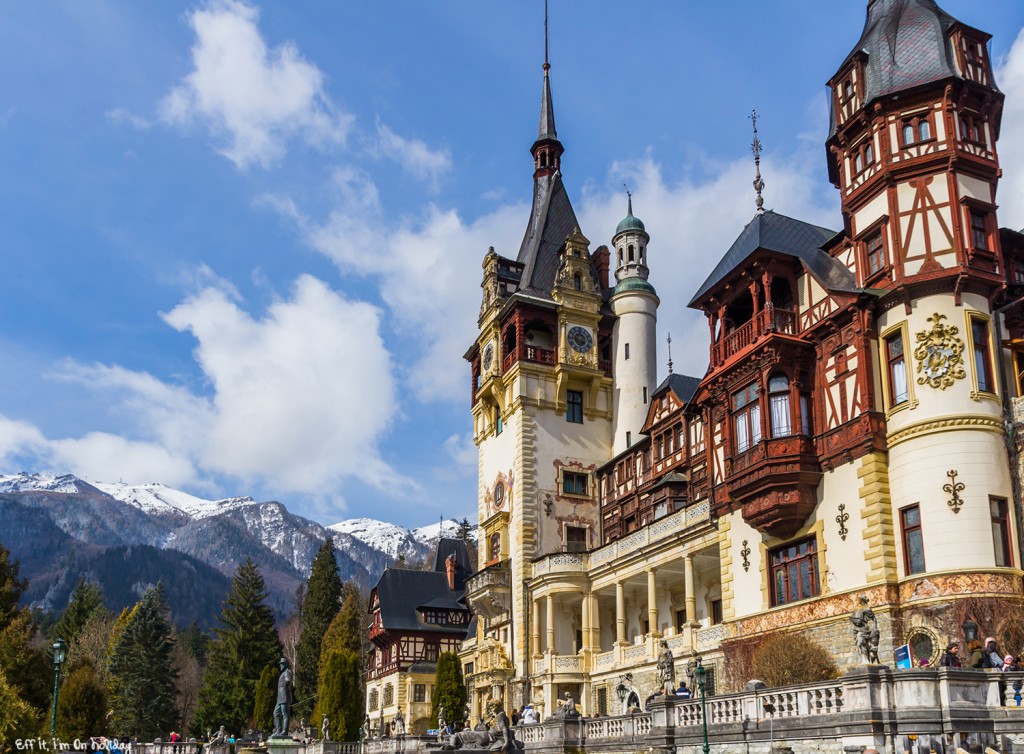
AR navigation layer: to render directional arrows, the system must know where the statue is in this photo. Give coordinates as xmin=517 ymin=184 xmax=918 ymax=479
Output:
xmin=210 ymin=726 xmax=228 ymax=745
xmin=443 ymin=701 xmax=523 ymax=752
xmin=394 ymin=708 xmax=406 ymax=736
xmin=553 ymin=692 xmax=580 ymax=719
xmin=850 ymin=596 xmax=880 ymax=664
xmin=362 ymin=715 xmax=371 ymax=741
xmin=657 ymin=640 xmax=676 ymax=693
xmin=270 ymin=657 xmax=293 ymax=739
xmin=438 ymin=704 xmax=447 ymax=736
xmin=321 ymin=714 xmax=330 ymax=742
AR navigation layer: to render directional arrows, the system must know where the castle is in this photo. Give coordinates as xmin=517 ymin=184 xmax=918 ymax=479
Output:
xmin=459 ymin=0 xmax=1024 ymax=722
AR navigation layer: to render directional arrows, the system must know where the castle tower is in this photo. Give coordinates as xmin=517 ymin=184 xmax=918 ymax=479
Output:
xmin=825 ymin=0 xmax=1014 ymax=580
xmin=610 ymin=195 xmax=659 ymax=454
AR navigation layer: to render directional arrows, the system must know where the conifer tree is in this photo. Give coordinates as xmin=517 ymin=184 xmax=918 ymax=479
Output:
xmin=313 ymin=649 xmax=362 ymax=741
xmin=0 ymin=544 xmax=27 ymax=631
xmin=193 ymin=559 xmax=281 ymax=735
xmin=53 ymin=578 xmax=106 ymax=644
xmin=432 ymin=652 xmax=467 ymax=731
xmin=320 ymin=582 xmax=364 ymax=663
xmin=295 ymin=538 xmax=343 ymax=718
xmin=56 ymin=660 xmax=107 ymax=743
xmin=0 ymin=546 xmax=49 ymax=717
xmin=107 ymin=586 xmax=179 ymax=740
xmin=0 ymin=666 xmax=36 ymax=749
xmin=252 ymin=662 xmax=277 ymax=733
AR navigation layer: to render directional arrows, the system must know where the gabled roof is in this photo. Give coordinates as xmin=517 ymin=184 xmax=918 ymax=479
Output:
xmin=516 ymin=171 xmax=581 ymax=299
xmin=370 ymin=569 xmax=469 ymax=635
xmin=656 ymin=373 xmax=701 ymax=405
xmin=829 ymin=0 xmax=990 ymax=137
xmin=688 ymin=211 xmax=856 ymax=308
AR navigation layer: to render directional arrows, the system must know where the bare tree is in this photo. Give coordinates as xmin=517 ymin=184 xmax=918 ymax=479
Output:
xmin=173 ymin=643 xmax=202 ymax=731
xmin=280 ymin=614 xmax=301 ymax=671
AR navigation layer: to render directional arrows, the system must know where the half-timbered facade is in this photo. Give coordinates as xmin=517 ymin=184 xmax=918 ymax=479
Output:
xmin=460 ymin=0 xmax=1024 ymax=721
xmin=366 ymin=540 xmax=473 ymax=736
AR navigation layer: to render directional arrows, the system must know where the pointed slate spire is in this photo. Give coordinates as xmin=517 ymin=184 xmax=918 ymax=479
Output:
xmin=531 ymin=0 xmax=563 ymax=178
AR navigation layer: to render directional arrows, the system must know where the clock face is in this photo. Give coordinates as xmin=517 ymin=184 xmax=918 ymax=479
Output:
xmin=568 ymin=326 xmax=593 ymax=353
xmin=483 ymin=342 xmax=494 ymax=372
xmin=493 ymin=482 xmax=505 ymax=509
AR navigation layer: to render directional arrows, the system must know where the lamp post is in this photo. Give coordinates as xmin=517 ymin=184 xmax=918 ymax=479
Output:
xmin=695 ymin=657 xmax=709 ymax=754
xmin=50 ymin=638 xmax=67 ymax=740
xmin=615 ymin=673 xmax=631 ymax=713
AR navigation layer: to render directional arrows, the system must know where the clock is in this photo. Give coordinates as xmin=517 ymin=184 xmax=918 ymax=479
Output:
xmin=568 ymin=326 xmax=593 ymax=353
xmin=493 ymin=481 xmax=505 ymax=509
xmin=483 ymin=342 xmax=494 ymax=372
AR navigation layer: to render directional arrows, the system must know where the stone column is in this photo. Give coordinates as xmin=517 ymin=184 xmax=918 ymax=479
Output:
xmin=532 ymin=599 xmax=541 ymax=656
xmin=546 ymin=594 xmax=555 ymax=653
xmin=615 ymin=582 xmax=626 ymax=646
xmin=684 ymin=554 xmax=697 ymax=625
xmin=590 ymin=593 xmax=601 ymax=652
xmin=647 ymin=569 xmax=660 ymax=637
xmin=580 ymin=594 xmax=591 ymax=651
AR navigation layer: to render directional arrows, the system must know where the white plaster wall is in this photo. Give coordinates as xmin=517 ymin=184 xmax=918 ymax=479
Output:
xmin=611 ymin=291 xmax=658 ymax=455
xmin=958 ymin=173 xmax=994 ymax=203
xmin=816 ymin=461 xmax=870 ymax=593
xmin=726 ymin=511 xmax=765 ymax=619
xmin=853 ymin=192 xmax=889 ymax=237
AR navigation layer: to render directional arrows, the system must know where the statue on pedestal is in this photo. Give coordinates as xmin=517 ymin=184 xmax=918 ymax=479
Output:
xmin=321 ymin=714 xmax=330 ymax=742
xmin=657 ymin=640 xmax=676 ymax=694
xmin=553 ymin=692 xmax=580 ymax=719
xmin=850 ymin=596 xmax=880 ymax=664
xmin=394 ymin=708 xmax=405 ymax=736
xmin=270 ymin=657 xmax=293 ymax=739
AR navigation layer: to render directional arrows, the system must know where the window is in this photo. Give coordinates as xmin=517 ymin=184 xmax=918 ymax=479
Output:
xmin=495 ymin=408 xmax=503 ymax=435
xmin=866 ymin=231 xmax=885 ymax=277
xmin=732 ymin=382 xmax=761 ymax=453
xmin=800 ymin=393 xmax=812 ymax=436
xmin=902 ymin=122 xmax=914 ymax=145
xmin=643 ymin=387 xmax=648 ymax=404
xmin=383 ymin=684 xmax=394 ymax=706
xmin=597 ymin=687 xmax=608 ymax=716
xmin=489 ymin=532 xmax=501 ymax=562
xmin=414 ymin=684 xmax=426 ymax=703
xmin=852 ymin=140 xmax=874 ymax=175
xmin=918 ymin=120 xmax=931 ymax=141
xmin=991 ymin=497 xmax=1013 ymax=568
xmin=567 ymin=390 xmax=583 ymax=424
xmin=901 ymin=115 xmax=933 ymax=146
xmin=566 ymin=525 xmax=587 ymax=553
xmin=970 ymin=316 xmax=994 ymax=393
xmin=770 ymin=538 xmax=819 ymax=606
xmin=675 ymin=610 xmax=686 ymax=631
xmin=563 ymin=471 xmax=588 ymax=496
xmin=626 ymin=431 xmax=632 ymax=447
xmin=970 ymin=209 xmax=990 ymax=251
xmin=369 ymin=689 xmax=379 ymax=710
xmin=710 ymin=599 xmax=723 ymax=625
xmin=628 ymin=245 xmax=635 ymax=262
xmin=624 ymin=343 xmax=631 ymax=360
xmin=572 ymin=274 xmax=581 ymax=290
xmin=961 ymin=114 xmax=984 ymax=144
xmin=424 ymin=644 xmax=438 ymax=662
xmin=768 ymin=374 xmax=792 ymax=438
xmin=901 ymin=505 xmax=926 ymax=575
xmin=885 ymin=331 xmax=909 ymax=406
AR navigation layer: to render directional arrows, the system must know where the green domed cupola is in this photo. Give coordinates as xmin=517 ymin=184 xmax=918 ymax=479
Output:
xmin=612 ymin=192 xmax=652 ymax=287
xmin=615 ymin=194 xmax=646 ymax=235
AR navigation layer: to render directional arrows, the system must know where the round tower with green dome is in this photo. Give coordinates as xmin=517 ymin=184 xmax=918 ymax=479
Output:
xmin=610 ymin=193 xmax=659 ymax=455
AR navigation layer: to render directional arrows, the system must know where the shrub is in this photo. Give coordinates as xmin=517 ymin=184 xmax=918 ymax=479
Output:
xmin=750 ymin=632 xmax=838 ymax=688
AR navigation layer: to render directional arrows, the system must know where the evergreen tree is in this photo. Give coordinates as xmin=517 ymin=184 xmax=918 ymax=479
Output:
xmin=0 ymin=544 xmax=27 ymax=631
xmin=56 ymin=660 xmax=107 ymax=743
xmin=313 ymin=649 xmax=362 ymax=741
xmin=295 ymin=538 xmax=343 ymax=718
xmin=193 ymin=559 xmax=281 ymax=735
xmin=177 ymin=621 xmax=210 ymax=666
xmin=320 ymin=582 xmax=364 ymax=664
xmin=53 ymin=578 xmax=106 ymax=644
xmin=455 ymin=518 xmax=473 ymax=541
xmin=432 ymin=652 xmax=467 ymax=731
xmin=107 ymin=586 xmax=179 ymax=740
xmin=0 ymin=665 xmax=37 ymax=749
xmin=0 ymin=549 xmax=49 ymax=717
xmin=252 ymin=662 xmax=277 ymax=733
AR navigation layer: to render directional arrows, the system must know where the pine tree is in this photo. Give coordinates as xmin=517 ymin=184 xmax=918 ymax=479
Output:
xmin=0 ymin=549 xmax=49 ymax=717
xmin=107 ymin=586 xmax=179 ymax=740
xmin=193 ymin=559 xmax=281 ymax=735
xmin=0 ymin=544 xmax=26 ymax=632
xmin=432 ymin=652 xmax=467 ymax=731
xmin=455 ymin=518 xmax=473 ymax=541
xmin=320 ymin=582 xmax=364 ymax=664
xmin=252 ymin=662 xmax=277 ymax=733
xmin=313 ymin=649 xmax=362 ymax=741
xmin=0 ymin=665 xmax=37 ymax=749
xmin=56 ymin=660 xmax=107 ymax=743
xmin=53 ymin=578 xmax=106 ymax=645
xmin=295 ymin=538 xmax=343 ymax=718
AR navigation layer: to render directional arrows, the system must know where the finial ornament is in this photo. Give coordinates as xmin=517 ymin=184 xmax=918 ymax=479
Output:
xmin=626 ymin=189 xmax=633 ymax=216
xmin=544 ymin=0 xmax=550 ymax=72
xmin=750 ymin=108 xmax=766 ymax=215
xmin=667 ymin=333 xmax=674 ymax=375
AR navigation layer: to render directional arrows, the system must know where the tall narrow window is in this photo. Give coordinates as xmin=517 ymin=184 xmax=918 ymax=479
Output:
xmin=903 ymin=122 xmax=915 ymax=145
xmin=991 ymin=497 xmax=1013 ymax=568
xmin=970 ymin=210 xmax=989 ymax=251
xmin=566 ymin=525 xmax=587 ymax=552
xmin=885 ymin=332 xmax=909 ymax=406
xmin=567 ymin=390 xmax=583 ymax=424
xmin=770 ymin=538 xmax=819 ymax=606
xmin=732 ymin=382 xmax=761 ymax=453
xmin=643 ymin=387 xmax=648 ymax=404
xmin=495 ymin=408 xmax=503 ymax=435
xmin=971 ymin=316 xmax=994 ymax=393
xmin=866 ymin=231 xmax=885 ymax=277
xmin=573 ymin=274 xmax=581 ymax=290
xmin=624 ymin=343 xmax=631 ymax=360
xmin=901 ymin=505 xmax=926 ymax=575
xmin=918 ymin=120 xmax=931 ymax=141
xmin=800 ymin=393 xmax=811 ymax=436
xmin=768 ymin=374 xmax=792 ymax=437
xmin=626 ymin=431 xmax=632 ymax=447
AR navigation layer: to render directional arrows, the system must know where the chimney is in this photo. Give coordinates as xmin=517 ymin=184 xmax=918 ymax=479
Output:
xmin=445 ymin=554 xmax=457 ymax=591
xmin=593 ymin=245 xmax=610 ymax=290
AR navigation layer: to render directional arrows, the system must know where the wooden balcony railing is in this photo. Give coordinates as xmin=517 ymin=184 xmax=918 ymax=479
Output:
xmin=713 ymin=306 xmax=798 ymax=364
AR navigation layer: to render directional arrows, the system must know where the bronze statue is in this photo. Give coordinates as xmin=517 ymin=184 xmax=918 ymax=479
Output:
xmin=270 ymin=657 xmax=293 ymax=739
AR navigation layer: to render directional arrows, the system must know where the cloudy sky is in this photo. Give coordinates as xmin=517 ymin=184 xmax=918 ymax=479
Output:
xmin=2 ymin=1 xmax=1023 ymax=526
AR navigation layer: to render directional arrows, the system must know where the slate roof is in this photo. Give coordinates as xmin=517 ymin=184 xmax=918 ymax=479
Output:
xmin=655 ymin=373 xmax=701 ymax=405
xmin=516 ymin=171 xmax=581 ymax=298
xmin=688 ymin=211 xmax=857 ymax=308
xmin=829 ymin=0 xmax=988 ymax=136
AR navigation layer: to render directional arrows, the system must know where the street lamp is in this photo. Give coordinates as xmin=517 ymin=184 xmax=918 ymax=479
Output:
xmin=615 ymin=673 xmax=632 ymax=712
xmin=695 ymin=657 xmax=709 ymax=754
xmin=50 ymin=638 xmax=67 ymax=740
xmin=962 ymin=617 xmax=979 ymax=644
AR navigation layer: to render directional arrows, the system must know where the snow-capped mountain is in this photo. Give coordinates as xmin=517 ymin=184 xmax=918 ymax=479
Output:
xmin=0 ymin=471 xmax=475 ymax=627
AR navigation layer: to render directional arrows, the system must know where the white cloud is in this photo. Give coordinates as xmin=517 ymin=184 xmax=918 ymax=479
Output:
xmin=106 ymin=107 xmax=153 ymax=130
xmin=159 ymin=0 xmax=351 ymax=169
xmin=0 ymin=275 xmax=409 ymax=507
xmin=995 ymin=29 xmax=1024 ymax=230
xmin=374 ymin=119 xmax=452 ymax=188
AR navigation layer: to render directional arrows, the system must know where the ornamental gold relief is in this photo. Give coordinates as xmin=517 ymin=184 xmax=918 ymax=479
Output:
xmin=914 ymin=312 xmax=965 ymax=390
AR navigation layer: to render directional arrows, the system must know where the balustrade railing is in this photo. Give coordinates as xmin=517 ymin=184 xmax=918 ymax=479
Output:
xmin=713 ymin=306 xmax=799 ymax=364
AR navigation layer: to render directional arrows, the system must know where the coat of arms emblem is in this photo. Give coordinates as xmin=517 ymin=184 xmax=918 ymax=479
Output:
xmin=914 ymin=312 xmax=965 ymax=390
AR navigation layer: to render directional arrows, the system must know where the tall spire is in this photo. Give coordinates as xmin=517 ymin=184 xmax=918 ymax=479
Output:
xmin=750 ymin=108 xmax=766 ymax=215
xmin=532 ymin=0 xmax=563 ymax=177
xmin=667 ymin=333 xmax=674 ymax=375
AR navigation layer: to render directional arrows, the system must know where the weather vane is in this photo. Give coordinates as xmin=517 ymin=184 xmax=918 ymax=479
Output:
xmin=667 ymin=333 xmax=674 ymax=375
xmin=750 ymin=108 xmax=766 ymax=215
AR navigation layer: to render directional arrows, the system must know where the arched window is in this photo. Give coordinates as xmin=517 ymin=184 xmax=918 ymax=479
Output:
xmin=918 ymin=120 xmax=931 ymax=141
xmin=628 ymin=245 xmax=635 ymax=263
xmin=854 ymin=152 xmax=863 ymax=174
xmin=639 ymin=246 xmax=645 ymax=265
xmin=903 ymin=123 xmax=915 ymax=145
xmin=573 ymin=274 xmax=581 ymax=290
xmin=865 ymin=142 xmax=874 ymax=165
xmin=768 ymin=374 xmax=792 ymax=438
xmin=618 ymin=248 xmax=623 ymax=265
xmin=732 ymin=382 xmax=761 ymax=453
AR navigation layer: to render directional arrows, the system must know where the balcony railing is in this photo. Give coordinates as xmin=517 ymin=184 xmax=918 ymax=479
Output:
xmin=713 ymin=306 xmax=798 ymax=364
xmin=502 ymin=345 xmax=557 ymax=373
xmin=465 ymin=561 xmax=511 ymax=593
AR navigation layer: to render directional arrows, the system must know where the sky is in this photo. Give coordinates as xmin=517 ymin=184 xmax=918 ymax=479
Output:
xmin=2 ymin=1 xmax=1024 ymax=527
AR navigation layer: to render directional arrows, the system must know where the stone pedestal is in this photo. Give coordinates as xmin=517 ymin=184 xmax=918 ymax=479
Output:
xmin=265 ymin=738 xmax=304 ymax=754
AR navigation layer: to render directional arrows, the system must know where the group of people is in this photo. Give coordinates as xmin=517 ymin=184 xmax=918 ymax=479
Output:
xmin=510 ymin=703 xmax=539 ymax=725
xmin=939 ymin=636 xmax=1021 ymax=670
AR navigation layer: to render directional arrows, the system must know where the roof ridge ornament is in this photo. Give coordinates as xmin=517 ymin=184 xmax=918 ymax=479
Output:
xmin=750 ymin=108 xmax=766 ymax=216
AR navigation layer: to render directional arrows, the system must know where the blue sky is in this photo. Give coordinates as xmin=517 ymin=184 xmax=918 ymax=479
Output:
xmin=2 ymin=1 xmax=1023 ymax=527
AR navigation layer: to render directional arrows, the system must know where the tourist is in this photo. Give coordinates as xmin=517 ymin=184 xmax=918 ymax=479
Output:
xmin=511 ymin=706 xmax=520 ymax=725
xmin=674 ymin=681 xmax=692 ymax=698
xmin=939 ymin=642 xmax=961 ymax=667
xmin=985 ymin=637 xmax=1003 ymax=668
xmin=1002 ymin=655 xmax=1020 ymax=671
xmin=967 ymin=639 xmax=986 ymax=668
xmin=521 ymin=704 xmax=538 ymax=725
